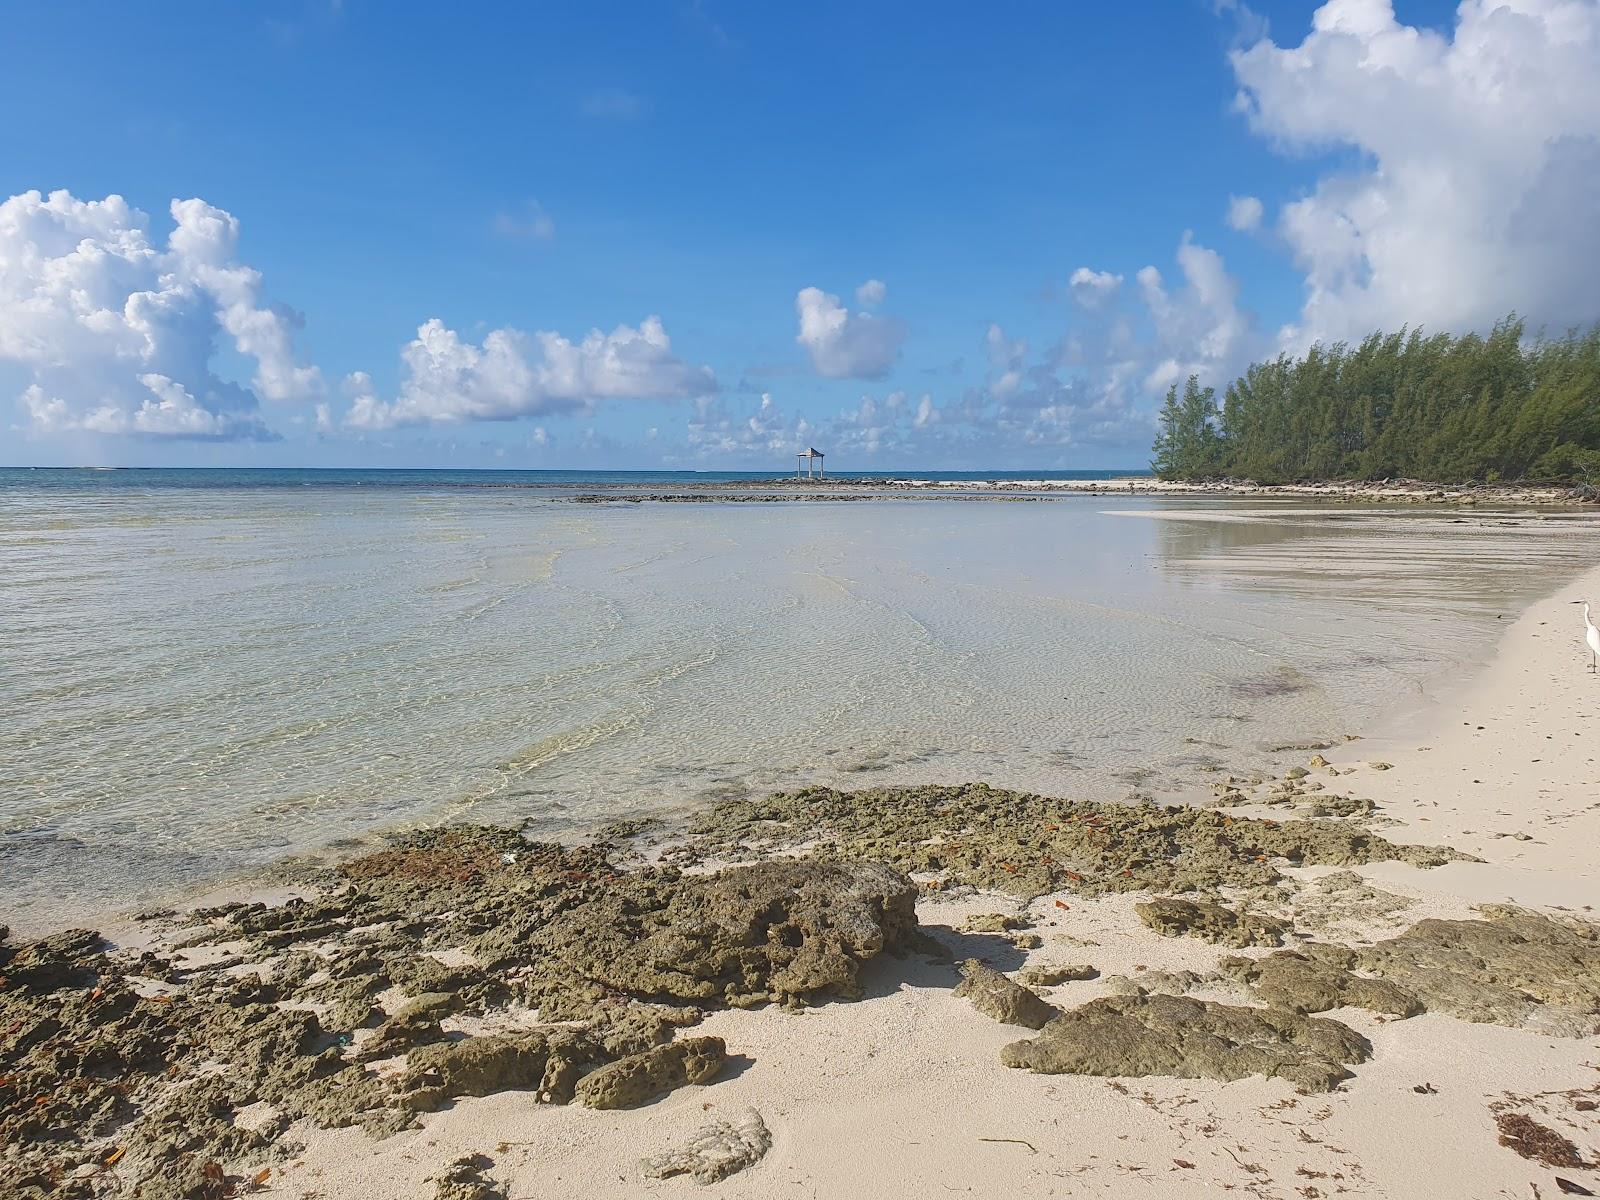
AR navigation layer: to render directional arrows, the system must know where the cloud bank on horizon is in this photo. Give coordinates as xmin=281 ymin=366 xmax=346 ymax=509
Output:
xmin=3 ymin=0 xmax=1597 ymax=467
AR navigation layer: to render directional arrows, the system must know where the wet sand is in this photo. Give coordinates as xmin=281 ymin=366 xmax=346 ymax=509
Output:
xmin=7 ymin=561 xmax=1599 ymax=1199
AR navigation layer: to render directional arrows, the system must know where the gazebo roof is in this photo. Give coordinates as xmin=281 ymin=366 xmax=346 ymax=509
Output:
xmin=798 ymin=447 xmax=825 ymax=457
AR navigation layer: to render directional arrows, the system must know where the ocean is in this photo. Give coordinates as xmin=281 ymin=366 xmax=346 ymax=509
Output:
xmin=3 ymin=467 xmax=1597 ymax=930
xmin=0 ymin=466 xmax=1147 ymax=492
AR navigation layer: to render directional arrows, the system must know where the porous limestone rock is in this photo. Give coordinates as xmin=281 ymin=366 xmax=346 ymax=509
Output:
xmin=999 ymin=993 xmax=1370 ymax=1093
xmin=1135 ymin=896 xmax=1288 ymax=948
xmin=575 ymin=1036 xmax=727 ymax=1109
xmin=1218 ymin=949 xmax=1422 ymax=1017
xmin=644 ymin=1107 xmax=772 ymax=1183
xmin=953 ymin=959 xmax=1058 ymax=1028
xmin=961 ymin=913 xmax=1024 ymax=933
xmin=1018 ymin=963 xmax=1097 ymax=987
xmin=434 ymin=1155 xmax=503 ymax=1200
xmin=685 ymin=783 xmax=1467 ymax=900
xmin=1355 ymin=906 xmax=1600 ymax=1035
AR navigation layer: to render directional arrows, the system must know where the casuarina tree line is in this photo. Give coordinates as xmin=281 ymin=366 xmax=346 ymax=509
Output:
xmin=1151 ymin=317 xmax=1600 ymax=485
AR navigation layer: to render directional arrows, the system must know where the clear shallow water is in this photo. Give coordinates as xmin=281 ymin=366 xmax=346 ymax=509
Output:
xmin=3 ymin=475 xmax=1598 ymax=929
xmin=0 ymin=466 xmax=1146 ymax=492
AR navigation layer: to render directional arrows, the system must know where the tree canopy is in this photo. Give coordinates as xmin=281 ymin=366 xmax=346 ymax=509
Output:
xmin=1150 ymin=317 xmax=1600 ymax=485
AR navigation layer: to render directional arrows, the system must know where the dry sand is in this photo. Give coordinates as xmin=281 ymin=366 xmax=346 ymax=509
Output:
xmin=257 ymin=565 xmax=1600 ymax=1200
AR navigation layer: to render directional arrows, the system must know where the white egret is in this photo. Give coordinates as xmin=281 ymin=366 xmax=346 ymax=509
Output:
xmin=1582 ymin=600 xmax=1600 ymax=673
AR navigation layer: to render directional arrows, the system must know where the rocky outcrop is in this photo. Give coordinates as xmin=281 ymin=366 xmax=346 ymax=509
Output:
xmin=685 ymin=783 xmax=1468 ymax=899
xmin=1017 ymin=963 xmax=1097 ymax=987
xmin=1218 ymin=949 xmax=1421 ymax=1016
xmin=574 ymin=1037 xmax=727 ymax=1109
xmin=953 ymin=960 xmax=1058 ymax=1028
xmin=1135 ymin=896 xmax=1288 ymax=948
xmin=0 ymin=831 xmax=921 ymax=1198
xmin=400 ymin=1031 xmax=590 ymax=1110
xmin=434 ymin=1155 xmax=504 ymax=1200
xmin=999 ymin=993 xmax=1371 ymax=1093
xmin=1355 ymin=906 xmax=1600 ymax=1035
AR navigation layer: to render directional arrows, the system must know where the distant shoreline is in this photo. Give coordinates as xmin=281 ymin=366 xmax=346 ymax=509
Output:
xmin=553 ymin=473 xmax=1600 ymax=505
xmin=657 ymin=475 xmax=1598 ymax=505
xmin=5 ymin=465 xmax=1593 ymax=506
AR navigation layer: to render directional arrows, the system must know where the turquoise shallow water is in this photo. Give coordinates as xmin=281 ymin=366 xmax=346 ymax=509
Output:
xmin=3 ymin=476 xmax=1598 ymax=930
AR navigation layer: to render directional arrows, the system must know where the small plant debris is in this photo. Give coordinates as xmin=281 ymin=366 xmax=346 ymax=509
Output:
xmin=1493 ymin=1112 xmax=1586 ymax=1168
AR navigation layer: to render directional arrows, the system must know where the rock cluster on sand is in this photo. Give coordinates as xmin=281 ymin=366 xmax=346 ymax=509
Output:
xmin=1356 ymin=906 xmax=1600 ymax=1035
xmin=0 ymin=831 xmax=920 ymax=1199
xmin=1217 ymin=949 xmax=1423 ymax=1017
xmin=1017 ymin=963 xmax=1098 ymax=987
xmin=434 ymin=1155 xmax=504 ymax=1200
xmin=999 ymin=993 xmax=1373 ymax=1093
xmin=6 ymin=786 xmax=1597 ymax=1197
xmin=1135 ymin=896 xmax=1289 ymax=947
xmin=953 ymin=960 xmax=1058 ymax=1028
xmin=685 ymin=783 xmax=1467 ymax=899
xmin=1214 ymin=906 xmax=1600 ymax=1035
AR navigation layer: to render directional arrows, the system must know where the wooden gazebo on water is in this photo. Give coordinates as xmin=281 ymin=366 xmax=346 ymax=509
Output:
xmin=796 ymin=447 xmax=826 ymax=478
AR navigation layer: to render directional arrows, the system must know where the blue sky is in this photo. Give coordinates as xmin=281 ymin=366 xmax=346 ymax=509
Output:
xmin=4 ymin=0 xmax=1597 ymax=469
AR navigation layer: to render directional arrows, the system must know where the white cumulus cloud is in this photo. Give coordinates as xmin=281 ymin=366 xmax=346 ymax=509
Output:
xmin=1067 ymin=267 xmax=1123 ymax=309
xmin=1 ymin=189 xmax=322 ymax=440
xmin=684 ymin=391 xmax=812 ymax=457
xmin=1226 ymin=194 xmax=1264 ymax=232
xmin=795 ymin=284 xmax=906 ymax=379
xmin=1232 ymin=0 xmax=1600 ymax=344
xmin=345 ymin=315 xmax=715 ymax=430
xmin=984 ymin=323 xmax=1027 ymax=399
xmin=855 ymin=278 xmax=886 ymax=307
xmin=1133 ymin=234 xmax=1257 ymax=392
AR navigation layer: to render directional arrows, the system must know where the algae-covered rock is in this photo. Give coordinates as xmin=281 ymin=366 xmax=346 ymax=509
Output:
xmin=644 ymin=1107 xmax=772 ymax=1183
xmin=1218 ymin=949 xmax=1421 ymax=1017
xmin=518 ymin=857 xmax=919 ymax=1015
xmin=1296 ymin=794 xmax=1376 ymax=819
xmin=1135 ymin=896 xmax=1288 ymax=948
xmin=587 ymin=1002 xmax=704 ymax=1058
xmin=1355 ymin=906 xmax=1600 ymax=1034
xmin=961 ymin=913 xmax=1025 ymax=933
xmin=953 ymin=959 xmax=1058 ymax=1029
xmin=357 ymin=991 xmax=458 ymax=1060
xmin=0 ymin=927 xmax=105 ymax=992
xmin=1000 ymin=993 xmax=1370 ymax=1093
xmin=0 ymin=829 xmax=924 ymax=1193
xmin=574 ymin=1036 xmax=727 ymax=1109
xmin=434 ymin=1154 xmax=504 ymax=1200
xmin=311 ymin=832 xmax=923 ymax=1019
xmin=400 ymin=1030 xmax=597 ymax=1110
xmin=685 ymin=783 xmax=1466 ymax=900
xmin=1018 ymin=963 xmax=1098 ymax=987
xmin=1100 ymin=970 xmax=1204 ymax=998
